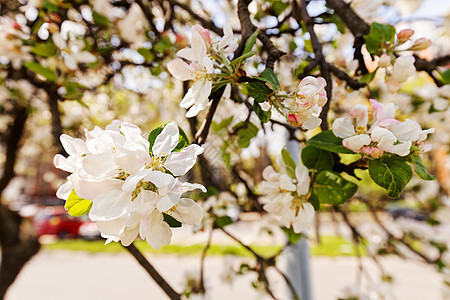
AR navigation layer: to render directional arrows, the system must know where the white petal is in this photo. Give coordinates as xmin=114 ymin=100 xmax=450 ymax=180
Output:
xmin=332 ymin=117 xmax=356 ymax=138
xmin=164 ymin=144 xmax=204 ymax=176
xmin=52 ymin=32 xmax=66 ymax=49
xmin=60 ymin=134 xmax=88 ymax=157
xmin=180 ymin=85 xmax=198 ymax=109
xmin=76 ymin=178 xmax=123 ymax=201
xmin=302 ymin=116 xmax=322 ymax=130
xmin=54 ymin=154 xmax=75 ymax=173
xmin=152 ymin=121 xmax=179 ymax=157
xmin=176 ymin=48 xmax=196 ymax=61
xmin=120 ymin=225 xmax=140 ymax=246
xmin=157 ymin=190 xmax=182 ymax=212
xmin=171 ymin=198 xmax=203 ymax=225
xmin=82 ymin=153 xmax=118 ymax=178
xmin=64 ymin=55 xmax=78 ymax=70
xmin=342 ymin=134 xmax=371 ymax=152
xmin=167 ymin=59 xmax=196 ymax=81
xmin=180 ymin=182 xmax=207 ymax=193
xmin=191 ymin=30 xmax=207 ymax=62
xmin=146 ymin=210 xmax=172 ymax=249
xmin=279 ymin=174 xmax=296 ymax=191
xmin=142 ymin=171 xmax=177 ymax=195
xmin=56 ymin=179 xmax=73 ymax=200
xmin=73 ymin=51 xmax=97 ymax=63
xmin=89 ymin=190 xmax=130 ymax=221
xmin=295 ymin=165 xmax=310 ymax=195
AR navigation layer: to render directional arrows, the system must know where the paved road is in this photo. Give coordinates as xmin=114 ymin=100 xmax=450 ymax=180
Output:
xmin=6 ymin=250 xmax=442 ymax=300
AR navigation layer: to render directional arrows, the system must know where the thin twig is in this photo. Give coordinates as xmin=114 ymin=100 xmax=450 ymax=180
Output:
xmin=124 ymin=243 xmax=181 ymax=300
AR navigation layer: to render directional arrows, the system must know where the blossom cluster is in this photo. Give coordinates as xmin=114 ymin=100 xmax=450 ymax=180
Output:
xmin=0 ymin=16 xmax=32 ymax=69
xmin=282 ymin=76 xmax=328 ymax=129
xmin=168 ymin=23 xmax=237 ymax=117
xmin=260 ymin=161 xmax=314 ymax=233
xmin=332 ymin=99 xmax=434 ymax=157
xmin=54 ymin=121 xmax=205 ymax=248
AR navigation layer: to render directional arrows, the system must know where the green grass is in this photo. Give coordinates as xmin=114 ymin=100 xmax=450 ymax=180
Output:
xmin=43 ymin=236 xmax=364 ymax=257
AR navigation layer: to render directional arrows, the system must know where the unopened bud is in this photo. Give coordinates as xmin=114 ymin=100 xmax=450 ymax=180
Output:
xmin=361 ymin=146 xmax=384 ymax=159
xmin=410 ymin=38 xmax=431 ymax=51
xmin=287 ymin=113 xmax=303 ymax=127
xmin=397 ymin=29 xmax=414 ymax=42
xmin=12 ymin=22 xmax=21 ymax=30
xmin=378 ymin=53 xmax=391 ymax=68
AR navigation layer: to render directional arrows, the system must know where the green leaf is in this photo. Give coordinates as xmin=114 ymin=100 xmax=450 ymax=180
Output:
xmin=32 ymin=41 xmax=56 ymax=57
xmin=65 ymin=189 xmax=92 ymax=217
xmin=364 ymin=22 xmax=396 ymax=54
xmin=315 ymin=171 xmax=358 ymax=205
xmin=233 ymin=121 xmax=259 ymax=148
xmin=243 ymin=30 xmax=259 ymax=55
xmin=281 ymin=148 xmax=297 ymax=178
xmin=24 ymin=62 xmax=56 ymax=82
xmin=304 ymin=39 xmax=313 ymax=53
xmin=256 ymin=68 xmax=280 ymax=91
xmin=253 ymin=101 xmax=271 ymax=123
xmin=413 ymin=155 xmax=436 ymax=180
xmin=148 ymin=123 xmax=190 ymax=153
xmin=137 ymin=48 xmax=155 ymax=62
xmin=330 ymin=14 xmax=345 ymax=34
xmin=308 ymin=191 xmax=321 ymax=211
xmin=441 ymin=68 xmax=450 ymax=85
xmin=163 ymin=213 xmax=182 ymax=228
xmin=360 ymin=68 xmax=378 ymax=83
xmin=369 ymin=157 xmax=413 ymax=198
xmin=92 ymin=11 xmax=110 ymax=25
xmin=301 ymin=145 xmax=334 ymax=172
xmin=215 ymin=216 xmax=233 ymax=228
xmin=307 ymin=130 xmax=356 ymax=154
xmin=211 ymin=116 xmax=234 ymax=133
xmin=281 ymin=226 xmax=302 ymax=244
xmin=271 ymin=0 xmax=289 ymax=16
xmin=64 ymin=81 xmax=87 ymax=101
xmin=154 ymin=37 xmax=173 ymax=53
xmin=43 ymin=0 xmax=58 ymax=13
xmin=247 ymin=81 xmax=272 ymax=103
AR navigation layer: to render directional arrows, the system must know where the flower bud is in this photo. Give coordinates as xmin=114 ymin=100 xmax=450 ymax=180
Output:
xmin=287 ymin=113 xmax=303 ymax=127
xmin=361 ymin=146 xmax=384 ymax=158
xmin=397 ymin=29 xmax=414 ymax=42
xmin=410 ymin=38 xmax=431 ymax=51
xmin=378 ymin=53 xmax=391 ymax=68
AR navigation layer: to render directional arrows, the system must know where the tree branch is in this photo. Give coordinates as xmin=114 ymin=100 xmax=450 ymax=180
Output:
xmin=124 ymin=243 xmax=181 ymax=300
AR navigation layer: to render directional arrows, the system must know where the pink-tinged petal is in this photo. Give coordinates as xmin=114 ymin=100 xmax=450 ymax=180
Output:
xmin=171 ymin=198 xmax=203 ymax=225
xmin=176 ymin=48 xmax=196 ymax=61
xmin=146 ymin=210 xmax=172 ymax=249
xmin=350 ymin=104 xmax=369 ymax=127
xmin=190 ymin=30 xmax=207 ymax=62
xmin=316 ymin=77 xmax=327 ymax=90
xmin=287 ymin=113 xmax=303 ymax=127
xmin=164 ymin=144 xmax=204 ymax=176
xmin=332 ymin=117 xmax=356 ymax=138
xmin=191 ymin=24 xmax=211 ymax=47
xmin=342 ymin=134 xmax=371 ymax=152
xmin=167 ymin=59 xmax=196 ymax=81
xmin=152 ymin=121 xmax=179 ymax=157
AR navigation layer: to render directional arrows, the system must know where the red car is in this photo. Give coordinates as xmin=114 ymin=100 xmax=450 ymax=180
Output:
xmin=33 ymin=206 xmax=84 ymax=238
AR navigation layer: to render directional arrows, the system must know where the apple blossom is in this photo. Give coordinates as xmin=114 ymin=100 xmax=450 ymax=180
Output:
xmin=391 ymin=55 xmax=416 ymax=83
xmin=260 ymin=163 xmax=314 ymax=233
xmin=54 ymin=120 xmax=205 ymax=248
xmin=53 ymin=31 xmax=97 ymax=70
xmin=283 ymin=76 xmax=328 ymax=130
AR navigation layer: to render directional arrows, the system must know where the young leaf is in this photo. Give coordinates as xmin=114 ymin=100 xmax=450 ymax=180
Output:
xmin=369 ymin=157 xmax=413 ymax=198
xmin=65 ymin=189 xmax=92 ymax=217
xmin=32 ymin=41 xmax=56 ymax=57
xmin=308 ymin=190 xmax=321 ymax=211
xmin=364 ymin=22 xmax=396 ymax=54
xmin=24 ymin=62 xmax=56 ymax=82
xmin=247 ymin=81 xmax=272 ymax=103
xmin=255 ymin=68 xmax=280 ymax=91
xmin=307 ymin=130 xmax=356 ymax=154
xmin=281 ymin=226 xmax=302 ymax=244
xmin=253 ymin=101 xmax=271 ymax=123
xmin=137 ymin=48 xmax=155 ymax=61
xmin=360 ymin=68 xmax=378 ymax=83
xmin=301 ymin=145 xmax=334 ymax=172
xmin=92 ymin=11 xmax=110 ymax=25
xmin=148 ymin=123 xmax=190 ymax=153
xmin=413 ymin=155 xmax=436 ymax=180
xmin=315 ymin=171 xmax=358 ymax=205
xmin=215 ymin=216 xmax=233 ymax=228
xmin=233 ymin=121 xmax=259 ymax=148
xmin=211 ymin=116 xmax=234 ymax=133
xmin=281 ymin=148 xmax=297 ymax=178
xmin=243 ymin=30 xmax=259 ymax=55
xmin=163 ymin=213 xmax=182 ymax=228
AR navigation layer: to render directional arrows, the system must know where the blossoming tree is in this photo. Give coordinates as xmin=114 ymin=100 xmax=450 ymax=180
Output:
xmin=0 ymin=0 xmax=449 ymax=299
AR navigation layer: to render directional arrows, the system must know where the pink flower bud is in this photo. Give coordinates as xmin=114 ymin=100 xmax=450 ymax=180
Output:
xmin=410 ymin=38 xmax=431 ymax=51
xmin=361 ymin=146 xmax=384 ymax=158
xmin=287 ymin=113 xmax=303 ymax=127
xmin=397 ymin=29 xmax=414 ymax=42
